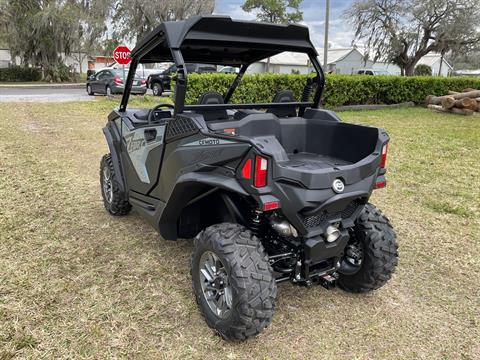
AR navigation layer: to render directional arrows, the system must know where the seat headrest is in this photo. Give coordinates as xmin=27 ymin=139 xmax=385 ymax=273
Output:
xmin=268 ymin=90 xmax=297 ymax=117
xmin=272 ymin=90 xmax=295 ymax=103
xmin=196 ymin=92 xmax=228 ymax=121
xmin=197 ymin=92 xmax=225 ymax=105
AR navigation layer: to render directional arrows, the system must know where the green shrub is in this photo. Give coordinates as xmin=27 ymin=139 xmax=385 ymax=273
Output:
xmin=0 ymin=66 xmax=42 ymax=82
xmin=43 ymin=63 xmax=73 ymax=82
xmin=181 ymin=73 xmax=480 ymax=107
xmin=414 ymin=64 xmax=432 ymax=76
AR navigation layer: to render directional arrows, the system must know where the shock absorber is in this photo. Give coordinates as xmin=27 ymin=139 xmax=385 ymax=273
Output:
xmin=250 ymin=208 xmax=263 ymax=237
xmin=301 ymin=77 xmax=314 ymax=103
xmin=299 ymin=77 xmax=314 ymax=117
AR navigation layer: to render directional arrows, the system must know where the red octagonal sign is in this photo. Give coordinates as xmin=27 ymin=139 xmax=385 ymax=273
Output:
xmin=113 ymin=45 xmax=131 ymax=65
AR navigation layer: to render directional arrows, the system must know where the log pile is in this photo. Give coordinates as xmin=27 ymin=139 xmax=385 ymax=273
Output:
xmin=426 ymin=88 xmax=480 ymax=116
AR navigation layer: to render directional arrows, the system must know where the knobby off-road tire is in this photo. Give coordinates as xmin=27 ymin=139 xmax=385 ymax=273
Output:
xmin=339 ymin=203 xmax=398 ymax=293
xmin=191 ymin=223 xmax=277 ymax=341
xmin=100 ymin=154 xmax=131 ymax=216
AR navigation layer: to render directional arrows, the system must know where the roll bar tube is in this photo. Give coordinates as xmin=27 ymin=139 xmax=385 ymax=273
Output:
xmin=120 ymin=48 xmax=325 ymax=112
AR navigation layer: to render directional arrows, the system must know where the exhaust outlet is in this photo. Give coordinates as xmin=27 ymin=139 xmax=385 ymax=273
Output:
xmin=325 ymin=225 xmax=341 ymax=243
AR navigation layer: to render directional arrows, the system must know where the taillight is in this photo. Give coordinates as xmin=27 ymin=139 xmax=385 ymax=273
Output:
xmin=254 ymin=155 xmax=268 ymax=188
xmin=380 ymin=143 xmax=388 ymax=168
xmin=113 ymin=76 xmax=123 ymax=85
xmin=141 ymin=79 xmax=146 ymax=86
xmin=241 ymin=159 xmax=252 ymax=179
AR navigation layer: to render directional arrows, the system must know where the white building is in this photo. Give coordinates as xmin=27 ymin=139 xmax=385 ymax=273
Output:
xmin=247 ymin=52 xmax=312 ymax=74
xmin=416 ymin=54 xmax=453 ymax=77
xmin=248 ymin=47 xmax=452 ymax=77
xmin=0 ymin=48 xmax=90 ymax=73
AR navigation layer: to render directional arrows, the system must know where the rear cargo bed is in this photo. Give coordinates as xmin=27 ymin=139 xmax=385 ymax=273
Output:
xmin=282 ymin=152 xmax=351 ymax=171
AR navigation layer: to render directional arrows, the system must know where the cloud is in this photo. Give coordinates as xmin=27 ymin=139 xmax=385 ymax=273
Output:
xmin=214 ymin=0 xmax=356 ymax=48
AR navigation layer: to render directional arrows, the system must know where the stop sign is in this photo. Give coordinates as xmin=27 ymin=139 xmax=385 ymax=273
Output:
xmin=113 ymin=45 xmax=131 ymax=65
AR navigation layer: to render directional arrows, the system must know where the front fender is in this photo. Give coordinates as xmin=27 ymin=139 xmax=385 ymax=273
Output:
xmin=103 ymin=124 xmax=126 ymax=195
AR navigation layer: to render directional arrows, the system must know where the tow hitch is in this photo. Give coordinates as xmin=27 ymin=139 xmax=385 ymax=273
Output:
xmin=319 ymin=273 xmax=338 ymax=290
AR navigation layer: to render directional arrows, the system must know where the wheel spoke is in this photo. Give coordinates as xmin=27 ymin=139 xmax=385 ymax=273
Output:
xmin=198 ymin=250 xmax=232 ymax=319
xmin=200 ymin=268 xmax=213 ymax=282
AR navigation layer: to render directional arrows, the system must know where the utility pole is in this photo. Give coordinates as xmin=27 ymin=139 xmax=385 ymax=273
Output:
xmin=323 ymin=0 xmax=330 ymax=71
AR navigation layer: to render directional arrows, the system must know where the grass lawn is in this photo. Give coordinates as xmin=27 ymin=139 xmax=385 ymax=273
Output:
xmin=0 ymin=99 xmax=479 ymax=359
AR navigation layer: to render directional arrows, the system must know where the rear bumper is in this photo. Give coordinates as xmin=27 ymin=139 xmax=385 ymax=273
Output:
xmin=111 ymin=85 xmax=147 ymax=94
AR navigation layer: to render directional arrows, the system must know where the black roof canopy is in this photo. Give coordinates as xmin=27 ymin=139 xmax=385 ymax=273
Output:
xmin=131 ymin=15 xmax=318 ymax=66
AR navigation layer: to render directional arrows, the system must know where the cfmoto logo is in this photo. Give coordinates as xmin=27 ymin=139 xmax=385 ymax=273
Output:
xmin=332 ymin=179 xmax=345 ymax=193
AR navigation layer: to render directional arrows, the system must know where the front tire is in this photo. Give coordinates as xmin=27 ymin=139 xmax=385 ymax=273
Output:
xmin=100 ymin=154 xmax=131 ymax=216
xmin=86 ymin=84 xmax=94 ymax=95
xmin=338 ymin=203 xmax=398 ymax=293
xmin=191 ymin=223 xmax=277 ymax=341
xmin=152 ymin=82 xmax=163 ymax=96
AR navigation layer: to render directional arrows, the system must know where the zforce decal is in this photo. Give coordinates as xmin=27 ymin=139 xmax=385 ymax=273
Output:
xmin=125 ymin=133 xmax=146 ymax=152
xmin=115 ymin=118 xmax=166 ymax=184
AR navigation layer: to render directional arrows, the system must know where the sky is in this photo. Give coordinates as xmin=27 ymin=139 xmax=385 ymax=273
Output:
xmin=214 ymin=0 xmax=356 ymax=49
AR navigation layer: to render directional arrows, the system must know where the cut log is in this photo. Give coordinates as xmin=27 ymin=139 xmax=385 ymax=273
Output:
xmin=425 ymin=95 xmax=444 ymax=105
xmin=462 ymin=88 xmax=477 ymax=93
xmin=426 ymin=90 xmax=480 ymax=105
xmin=441 ymin=96 xmax=456 ymax=109
xmin=455 ymin=98 xmax=478 ymax=110
xmin=448 ymin=91 xmax=459 ymax=95
xmin=443 ymin=97 xmax=479 ymax=110
xmin=452 ymin=90 xmax=480 ymax=100
xmin=428 ymin=104 xmax=474 ymax=116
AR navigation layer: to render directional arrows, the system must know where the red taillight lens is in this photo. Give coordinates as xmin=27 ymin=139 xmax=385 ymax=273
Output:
xmin=254 ymin=155 xmax=268 ymax=188
xmin=113 ymin=76 xmax=123 ymax=85
xmin=141 ymin=79 xmax=146 ymax=86
xmin=375 ymin=180 xmax=386 ymax=189
xmin=380 ymin=143 xmax=388 ymax=168
xmin=263 ymin=201 xmax=279 ymax=211
xmin=241 ymin=159 xmax=252 ymax=179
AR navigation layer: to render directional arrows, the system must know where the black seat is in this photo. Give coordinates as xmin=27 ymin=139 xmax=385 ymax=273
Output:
xmin=268 ymin=90 xmax=297 ymax=118
xmin=197 ymin=92 xmax=228 ymax=121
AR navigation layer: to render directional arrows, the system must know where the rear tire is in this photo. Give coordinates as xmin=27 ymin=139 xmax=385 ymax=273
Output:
xmin=152 ymin=82 xmax=163 ymax=96
xmin=100 ymin=154 xmax=131 ymax=216
xmin=338 ymin=203 xmax=398 ymax=293
xmin=191 ymin=223 xmax=277 ymax=341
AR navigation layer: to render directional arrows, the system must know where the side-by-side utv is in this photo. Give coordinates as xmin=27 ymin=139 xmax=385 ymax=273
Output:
xmin=99 ymin=16 xmax=398 ymax=341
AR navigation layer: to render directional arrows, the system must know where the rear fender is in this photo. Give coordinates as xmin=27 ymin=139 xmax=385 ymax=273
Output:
xmin=158 ymin=173 xmax=249 ymax=240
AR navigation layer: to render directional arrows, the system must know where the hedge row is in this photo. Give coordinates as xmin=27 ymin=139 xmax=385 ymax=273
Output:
xmin=0 ymin=66 xmax=42 ymax=82
xmin=182 ymin=73 xmax=480 ymax=107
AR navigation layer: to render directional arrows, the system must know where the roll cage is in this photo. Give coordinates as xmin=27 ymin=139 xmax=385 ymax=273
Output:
xmin=120 ymin=15 xmax=325 ymax=115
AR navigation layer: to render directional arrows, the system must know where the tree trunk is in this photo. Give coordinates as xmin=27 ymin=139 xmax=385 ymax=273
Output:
xmin=405 ymin=63 xmax=416 ymax=76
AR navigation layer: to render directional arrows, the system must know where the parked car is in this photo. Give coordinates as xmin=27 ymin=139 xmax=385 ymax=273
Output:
xmin=99 ymin=16 xmax=398 ymax=341
xmin=86 ymin=69 xmax=146 ymax=96
xmin=218 ymin=66 xmax=239 ymax=74
xmin=147 ymin=63 xmax=217 ymax=96
xmin=356 ymin=69 xmax=391 ymax=75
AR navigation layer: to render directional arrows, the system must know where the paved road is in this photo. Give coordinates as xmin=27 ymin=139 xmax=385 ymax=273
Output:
xmin=0 ymin=86 xmax=92 ymax=102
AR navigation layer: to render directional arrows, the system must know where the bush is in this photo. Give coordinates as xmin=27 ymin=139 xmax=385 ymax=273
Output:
xmin=0 ymin=66 xmax=42 ymax=82
xmin=182 ymin=73 xmax=480 ymax=107
xmin=43 ymin=63 xmax=74 ymax=82
xmin=414 ymin=64 xmax=433 ymax=76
